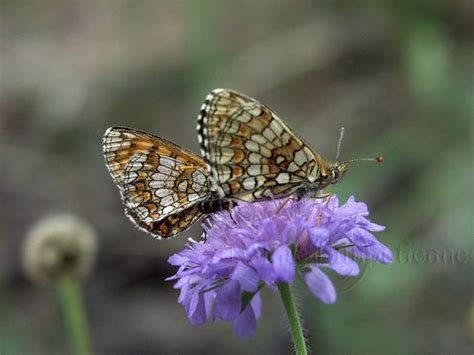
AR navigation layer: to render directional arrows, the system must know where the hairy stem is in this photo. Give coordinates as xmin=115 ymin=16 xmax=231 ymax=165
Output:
xmin=277 ymin=282 xmax=308 ymax=355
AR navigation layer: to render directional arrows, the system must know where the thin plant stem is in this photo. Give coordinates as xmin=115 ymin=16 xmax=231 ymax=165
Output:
xmin=277 ymin=282 xmax=308 ymax=355
xmin=57 ymin=276 xmax=92 ymax=355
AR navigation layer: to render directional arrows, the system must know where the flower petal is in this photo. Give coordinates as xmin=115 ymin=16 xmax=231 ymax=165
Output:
xmin=348 ymin=228 xmax=377 ymax=246
xmin=168 ymin=253 xmax=189 ymax=266
xmin=347 ymin=228 xmax=392 ymax=264
xmin=232 ymin=262 xmax=259 ymax=292
xmin=213 ymin=247 xmax=246 ymax=261
xmin=232 ymin=304 xmax=257 ymax=339
xmin=366 ymin=222 xmax=385 ymax=232
xmin=186 ymin=293 xmax=207 ymax=325
xmin=204 ymin=291 xmax=215 ymax=320
xmin=308 ymin=227 xmax=330 ymax=247
xmin=350 ymin=241 xmax=393 ymax=264
xmin=250 ymin=256 xmax=277 ymax=285
xmin=302 ymin=265 xmax=336 ymax=303
xmin=325 ymin=248 xmax=359 ymax=276
xmin=334 ymin=196 xmax=368 ymax=219
xmin=272 ymin=245 xmax=296 ymax=282
xmin=214 ymin=281 xmax=242 ymax=321
xmin=250 ymin=292 xmax=262 ymax=319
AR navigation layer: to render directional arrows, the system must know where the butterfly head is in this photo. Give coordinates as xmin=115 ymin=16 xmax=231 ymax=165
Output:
xmin=317 ymin=162 xmax=348 ymax=188
xmin=329 ymin=162 xmax=348 ymax=184
xmin=326 ymin=156 xmax=384 ymax=185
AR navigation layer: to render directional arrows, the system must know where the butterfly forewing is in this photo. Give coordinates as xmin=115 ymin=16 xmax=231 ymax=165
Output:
xmin=104 ymin=127 xmax=206 ymax=185
xmin=103 ymin=126 xmax=213 ymax=239
xmin=197 ymin=89 xmax=322 ymax=201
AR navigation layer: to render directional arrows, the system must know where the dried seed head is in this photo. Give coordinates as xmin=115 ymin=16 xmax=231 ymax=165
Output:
xmin=22 ymin=214 xmax=98 ymax=284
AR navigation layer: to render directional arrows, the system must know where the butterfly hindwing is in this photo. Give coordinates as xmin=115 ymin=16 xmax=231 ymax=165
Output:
xmin=122 ymin=150 xmax=210 ymax=218
xmin=125 ymin=206 xmax=204 ymax=239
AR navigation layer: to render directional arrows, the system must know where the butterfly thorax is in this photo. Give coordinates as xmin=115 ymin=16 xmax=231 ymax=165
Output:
xmin=296 ymin=161 xmax=348 ymax=198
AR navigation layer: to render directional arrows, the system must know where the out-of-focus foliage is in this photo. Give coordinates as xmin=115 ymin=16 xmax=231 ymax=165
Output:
xmin=0 ymin=1 xmax=472 ymax=354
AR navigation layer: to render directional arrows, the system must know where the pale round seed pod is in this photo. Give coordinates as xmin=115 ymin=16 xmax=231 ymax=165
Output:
xmin=22 ymin=214 xmax=98 ymax=285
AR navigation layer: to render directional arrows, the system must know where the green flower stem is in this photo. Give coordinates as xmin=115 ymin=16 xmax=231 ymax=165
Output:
xmin=277 ymin=282 xmax=308 ymax=355
xmin=57 ymin=276 xmax=92 ymax=355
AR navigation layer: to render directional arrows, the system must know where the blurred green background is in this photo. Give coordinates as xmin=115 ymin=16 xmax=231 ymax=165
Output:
xmin=0 ymin=1 xmax=472 ymax=354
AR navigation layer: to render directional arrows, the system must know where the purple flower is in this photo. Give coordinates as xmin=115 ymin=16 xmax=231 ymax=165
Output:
xmin=167 ymin=195 xmax=392 ymax=338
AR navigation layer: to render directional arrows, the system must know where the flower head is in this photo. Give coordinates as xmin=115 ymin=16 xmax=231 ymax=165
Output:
xmin=22 ymin=214 xmax=98 ymax=285
xmin=168 ymin=195 xmax=392 ymax=338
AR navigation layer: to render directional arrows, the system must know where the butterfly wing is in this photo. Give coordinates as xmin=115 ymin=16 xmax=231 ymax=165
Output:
xmin=197 ymin=89 xmax=321 ymax=201
xmin=103 ymin=126 xmax=210 ymax=238
xmin=104 ymin=126 xmax=207 ymax=188
xmin=125 ymin=206 xmax=203 ymax=239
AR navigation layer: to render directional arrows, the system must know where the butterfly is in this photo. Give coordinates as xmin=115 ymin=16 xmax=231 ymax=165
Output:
xmin=103 ymin=127 xmax=231 ymax=239
xmin=197 ymin=89 xmax=382 ymax=202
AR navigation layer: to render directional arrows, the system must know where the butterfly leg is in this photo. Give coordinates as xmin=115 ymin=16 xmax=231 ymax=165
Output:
xmin=223 ymin=199 xmax=238 ymax=224
xmin=313 ymin=192 xmax=333 ymax=200
xmin=227 ymin=209 xmax=237 ymax=224
xmin=276 ymin=196 xmax=294 ymax=214
xmin=199 ymin=215 xmax=210 ymax=242
xmin=315 ymin=192 xmax=333 ymax=225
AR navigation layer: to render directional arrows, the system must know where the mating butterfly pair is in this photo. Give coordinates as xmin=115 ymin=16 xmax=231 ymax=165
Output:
xmin=103 ymin=89 xmax=381 ymax=238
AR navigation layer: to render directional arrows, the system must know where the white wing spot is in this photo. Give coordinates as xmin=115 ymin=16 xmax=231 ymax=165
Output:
xmin=239 ymin=111 xmax=252 ymax=123
xmin=275 ymin=156 xmax=285 ymax=164
xmin=124 ymin=172 xmax=138 ymax=184
xmin=155 ymin=189 xmax=172 ymax=198
xmin=245 ymin=140 xmax=258 ymax=152
xmin=251 ymin=134 xmax=267 ymax=145
xmin=157 ymin=165 xmax=172 ymax=175
xmin=243 ymin=177 xmax=256 ymax=190
xmin=188 ymin=193 xmax=200 ymax=202
xmin=270 ymin=120 xmax=284 ymax=136
xmin=161 ymin=194 xmax=176 ymax=207
xmin=249 ymin=152 xmax=262 ymax=164
xmin=247 ymin=105 xmax=262 ymax=116
xmin=163 ymin=206 xmax=174 ymax=215
xmin=150 ymin=179 xmax=174 ymax=189
xmin=192 ymin=171 xmax=206 ymax=185
xmin=178 ymin=180 xmax=188 ymax=192
xmin=276 ymin=172 xmax=290 ymax=184
xmin=294 ymin=150 xmax=307 ymax=166
xmin=247 ymin=165 xmax=261 ymax=176
xmin=288 ymin=162 xmax=299 ymax=173
xmin=262 ymin=127 xmax=277 ymax=142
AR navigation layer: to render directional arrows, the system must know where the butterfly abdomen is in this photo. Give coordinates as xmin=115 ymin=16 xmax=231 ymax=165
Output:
xmin=198 ymin=198 xmax=233 ymax=214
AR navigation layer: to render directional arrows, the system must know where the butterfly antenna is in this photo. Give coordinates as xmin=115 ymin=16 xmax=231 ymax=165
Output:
xmin=335 ymin=127 xmax=345 ymax=161
xmin=342 ymin=156 xmax=384 ymax=165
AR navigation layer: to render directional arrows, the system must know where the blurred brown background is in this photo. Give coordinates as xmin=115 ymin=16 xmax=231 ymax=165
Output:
xmin=0 ymin=1 xmax=472 ymax=354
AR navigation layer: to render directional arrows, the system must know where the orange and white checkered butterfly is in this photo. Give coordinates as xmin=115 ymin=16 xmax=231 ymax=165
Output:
xmin=103 ymin=127 xmax=230 ymax=239
xmin=197 ymin=89 xmax=382 ymax=201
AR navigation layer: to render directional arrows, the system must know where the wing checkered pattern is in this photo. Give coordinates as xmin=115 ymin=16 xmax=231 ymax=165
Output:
xmin=197 ymin=89 xmax=324 ymax=201
xmin=103 ymin=126 xmax=213 ymax=238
